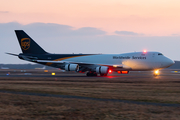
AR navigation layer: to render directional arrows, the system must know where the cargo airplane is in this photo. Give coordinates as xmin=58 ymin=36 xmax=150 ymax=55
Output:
xmin=7 ymin=30 xmax=175 ymax=76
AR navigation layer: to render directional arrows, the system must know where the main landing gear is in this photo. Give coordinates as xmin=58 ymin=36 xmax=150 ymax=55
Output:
xmin=86 ymin=71 xmax=107 ymax=76
xmin=100 ymin=74 xmax=107 ymax=76
xmin=86 ymin=71 xmax=97 ymax=76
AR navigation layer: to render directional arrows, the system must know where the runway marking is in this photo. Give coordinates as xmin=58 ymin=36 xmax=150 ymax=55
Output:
xmin=0 ymin=90 xmax=180 ymax=107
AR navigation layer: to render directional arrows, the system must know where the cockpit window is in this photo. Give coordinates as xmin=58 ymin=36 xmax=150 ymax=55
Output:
xmin=158 ymin=53 xmax=163 ymax=55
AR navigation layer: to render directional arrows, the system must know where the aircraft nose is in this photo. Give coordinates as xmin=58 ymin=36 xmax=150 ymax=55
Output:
xmin=165 ymin=58 xmax=175 ymax=67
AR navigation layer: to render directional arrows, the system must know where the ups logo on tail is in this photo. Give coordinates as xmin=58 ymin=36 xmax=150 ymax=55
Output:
xmin=21 ymin=38 xmax=30 ymax=50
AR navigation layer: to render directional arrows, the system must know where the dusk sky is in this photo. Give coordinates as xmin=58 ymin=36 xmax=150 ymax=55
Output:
xmin=1 ymin=0 xmax=180 ymax=64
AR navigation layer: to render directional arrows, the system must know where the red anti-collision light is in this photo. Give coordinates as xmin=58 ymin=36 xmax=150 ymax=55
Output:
xmin=109 ymin=70 xmax=112 ymax=73
xmin=143 ymin=50 xmax=147 ymax=53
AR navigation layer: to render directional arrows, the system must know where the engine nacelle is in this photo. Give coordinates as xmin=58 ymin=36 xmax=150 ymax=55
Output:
xmin=65 ymin=64 xmax=79 ymax=71
xmin=96 ymin=66 xmax=109 ymax=74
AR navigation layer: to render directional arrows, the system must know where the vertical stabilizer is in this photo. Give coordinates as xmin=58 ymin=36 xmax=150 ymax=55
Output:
xmin=15 ymin=30 xmax=47 ymax=54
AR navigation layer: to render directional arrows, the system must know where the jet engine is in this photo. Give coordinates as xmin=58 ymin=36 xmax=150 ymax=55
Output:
xmin=65 ymin=64 xmax=79 ymax=71
xmin=96 ymin=66 xmax=109 ymax=74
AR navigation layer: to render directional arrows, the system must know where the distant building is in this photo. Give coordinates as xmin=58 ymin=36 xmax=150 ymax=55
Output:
xmin=1 ymin=67 xmax=9 ymax=69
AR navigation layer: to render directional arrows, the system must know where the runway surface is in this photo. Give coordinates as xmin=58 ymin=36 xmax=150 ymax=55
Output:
xmin=1 ymin=70 xmax=180 ymax=79
xmin=1 ymin=69 xmax=180 ymax=108
xmin=0 ymin=90 xmax=179 ymax=107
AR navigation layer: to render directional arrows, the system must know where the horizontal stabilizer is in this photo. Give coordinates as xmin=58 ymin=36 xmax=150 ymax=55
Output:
xmin=6 ymin=52 xmax=19 ymax=56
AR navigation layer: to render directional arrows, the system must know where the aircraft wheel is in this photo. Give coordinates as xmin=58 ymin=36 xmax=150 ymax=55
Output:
xmin=100 ymin=74 xmax=107 ymax=76
xmin=154 ymin=74 xmax=158 ymax=77
xmin=86 ymin=72 xmax=97 ymax=76
xmin=153 ymin=73 xmax=158 ymax=77
xmin=92 ymin=73 xmax=97 ymax=76
xmin=86 ymin=72 xmax=90 ymax=76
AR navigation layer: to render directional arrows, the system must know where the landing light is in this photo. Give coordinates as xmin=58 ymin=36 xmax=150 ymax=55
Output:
xmin=154 ymin=70 xmax=159 ymax=76
xmin=155 ymin=70 xmax=159 ymax=74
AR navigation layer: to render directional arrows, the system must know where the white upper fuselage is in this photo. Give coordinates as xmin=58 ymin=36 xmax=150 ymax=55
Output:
xmin=61 ymin=52 xmax=174 ymax=71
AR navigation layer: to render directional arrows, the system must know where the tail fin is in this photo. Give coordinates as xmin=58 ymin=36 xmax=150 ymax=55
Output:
xmin=15 ymin=30 xmax=47 ymax=54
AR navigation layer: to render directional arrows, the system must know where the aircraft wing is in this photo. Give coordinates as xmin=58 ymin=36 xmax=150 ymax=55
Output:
xmin=36 ymin=60 xmax=131 ymax=69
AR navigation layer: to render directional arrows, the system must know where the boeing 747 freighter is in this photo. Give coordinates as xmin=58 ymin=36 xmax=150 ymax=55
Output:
xmin=7 ymin=30 xmax=174 ymax=76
